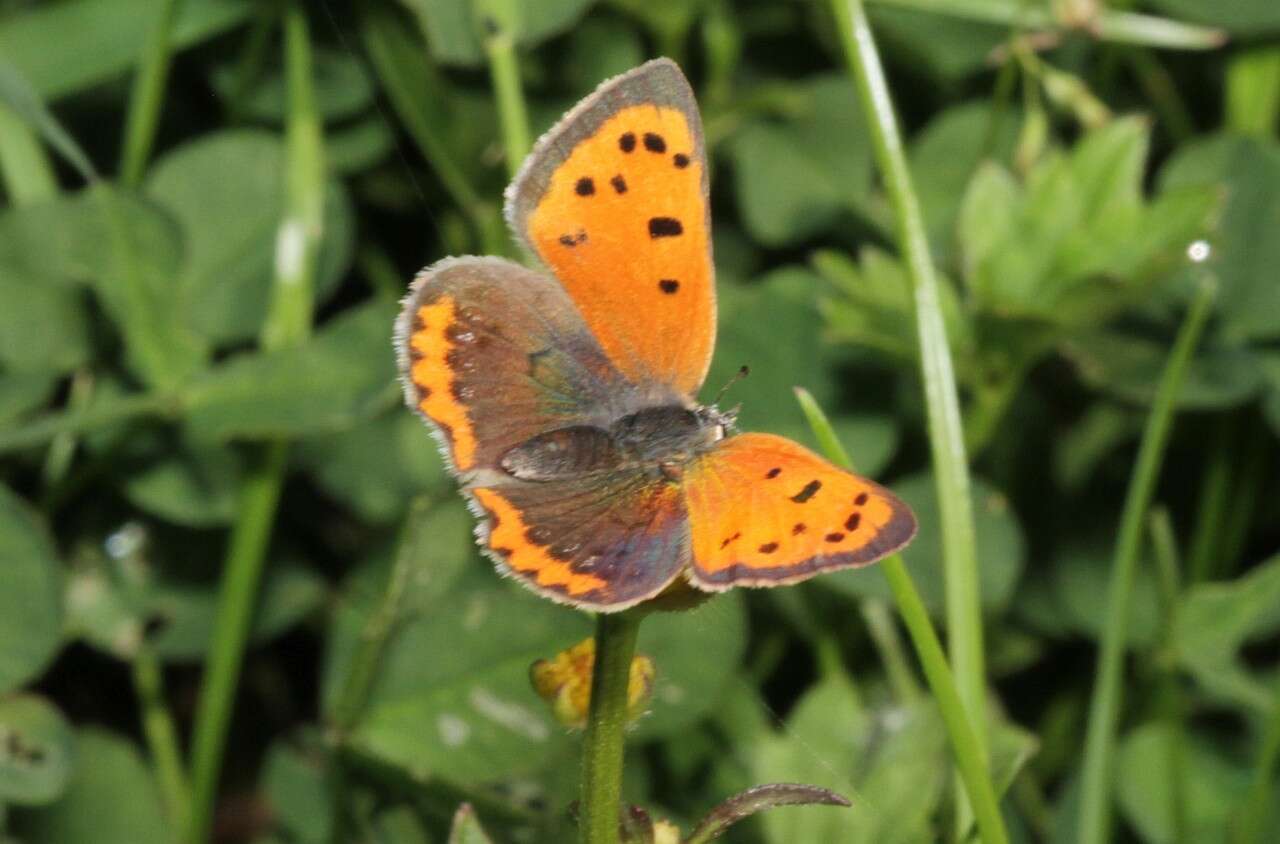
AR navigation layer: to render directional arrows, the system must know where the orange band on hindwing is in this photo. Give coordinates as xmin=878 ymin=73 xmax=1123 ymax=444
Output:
xmin=472 ymin=488 xmax=608 ymax=597
xmin=405 ymin=297 xmax=478 ymax=471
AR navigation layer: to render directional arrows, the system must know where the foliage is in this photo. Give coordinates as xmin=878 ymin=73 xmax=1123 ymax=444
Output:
xmin=0 ymin=0 xmax=1278 ymax=842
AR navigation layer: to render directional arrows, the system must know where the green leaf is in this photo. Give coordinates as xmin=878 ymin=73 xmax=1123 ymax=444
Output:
xmin=211 ymin=46 xmax=375 ymax=125
xmin=1172 ymin=552 xmax=1280 ymax=713
xmin=145 ymin=130 xmax=354 ymax=345
xmin=728 ymin=76 xmax=871 ymax=246
xmin=261 ymin=734 xmax=332 ymax=844
xmin=1147 ymin=0 xmax=1280 ymax=34
xmin=868 ymin=6 xmax=1003 ymax=82
xmin=0 ymin=0 xmax=252 ymax=100
xmin=816 ymin=247 xmax=973 ymax=366
xmin=294 ymin=413 xmax=451 ymax=525
xmin=1063 ymin=330 xmax=1264 ymax=410
xmin=11 ymin=729 xmax=168 ymax=843
xmin=448 ymin=804 xmax=494 ymax=844
xmin=66 ymin=541 xmax=325 ymax=663
xmin=1159 ymin=133 xmax=1280 ymax=342
xmin=0 ymin=372 xmax=57 ymax=426
xmin=822 ymin=472 xmax=1025 ymax=614
xmin=0 ymin=270 xmax=92 ymax=375
xmin=1116 ymin=722 xmax=1259 ymax=843
xmin=563 ymin=17 xmax=645 ymax=95
xmin=401 ymin=0 xmax=596 ymax=67
xmin=755 ymin=672 xmax=947 ymax=842
xmin=184 ymin=299 xmax=396 ymax=442
xmin=0 ymin=486 xmax=62 ymax=693
xmin=0 ymin=694 xmax=74 ymax=806
xmin=907 ymin=102 xmax=1018 ymax=263
xmin=1048 ymin=542 xmax=1161 ymax=648
xmin=119 ymin=435 xmax=243 ymax=527
xmin=1261 ymin=353 xmax=1280 ymax=437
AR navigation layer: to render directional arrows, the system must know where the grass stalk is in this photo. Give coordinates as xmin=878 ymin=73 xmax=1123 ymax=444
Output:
xmin=1077 ymin=276 xmax=1216 ymax=844
xmin=796 ymin=389 xmax=1008 ymax=844
xmin=579 ymin=612 xmax=642 ymax=844
xmin=1186 ymin=419 xmax=1234 ymax=583
xmin=1148 ymin=507 xmax=1188 ymax=844
xmin=134 ymin=644 xmax=191 ymax=833
xmin=119 ymin=0 xmax=181 ymax=186
xmin=0 ymin=391 xmax=179 ymax=455
xmin=330 ymin=497 xmax=431 ymax=735
xmin=864 ymin=0 xmax=1226 ymax=50
xmin=830 ymin=0 xmax=987 ymax=776
xmin=481 ymin=16 xmax=531 ymax=177
xmin=185 ymin=5 xmax=323 ymax=839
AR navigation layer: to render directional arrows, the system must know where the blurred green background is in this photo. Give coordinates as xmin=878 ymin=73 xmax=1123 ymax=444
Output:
xmin=1 ymin=0 xmax=1279 ymax=841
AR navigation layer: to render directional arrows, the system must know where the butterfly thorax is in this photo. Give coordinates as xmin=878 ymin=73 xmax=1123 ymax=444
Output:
xmin=498 ymin=404 xmax=729 ymax=482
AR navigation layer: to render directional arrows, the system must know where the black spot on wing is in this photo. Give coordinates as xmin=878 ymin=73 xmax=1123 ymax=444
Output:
xmin=673 ymin=153 xmax=690 ymax=168
xmin=765 ymin=467 xmax=781 ymax=479
xmin=759 ymin=542 xmax=779 ymax=554
xmin=649 ymin=217 xmax=683 ymax=238
xmin=643 ymin=132 xmax=666 ymax=152
xmin=558 ymin=229 xmax=587 ymax=247
xmin=845 ymin=512 xmax=862 ymax=531
xmin=619 ymin=132 xmax=636 ymax=152
xmin=658 ymin=279 xmax=679 ymax=294
xmin=791 ymin=480 xmax=822 ymax=503
xmin=855 ymin=492 xmax=869 ymax=505
xmin=610 ymin=174 xmax=627 ymax=194
xmin=575 ymin=177 xmax=595 ymax=196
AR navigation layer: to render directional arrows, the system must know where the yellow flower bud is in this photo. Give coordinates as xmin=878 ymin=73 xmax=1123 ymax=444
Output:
xmin=530 ymin=638 xmax=655 ymax=730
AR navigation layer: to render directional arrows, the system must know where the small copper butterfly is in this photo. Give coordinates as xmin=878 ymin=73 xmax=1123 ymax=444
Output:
xmin=394 ymin=59 xmax=917 ymax=611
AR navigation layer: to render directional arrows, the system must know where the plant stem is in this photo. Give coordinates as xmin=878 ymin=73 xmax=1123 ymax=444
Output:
xmin=580 ymin=612 xmax=641 ymax=844
xmin=1077 ymin=278 xmax=1216 ymax=844
xmin=186 ymin=443 xmax=288 ymax=842
xmin=860 ymin=599 xmax=923 ymax=704
xmin=481 ymin=16 xmax=531 ymax=178
xmin=796 ymin=389 xmax=1008 ymax=844
xmin=186 ymin=6 xmax=322 ymax=839
xmin=330 ymin=497 xmax=431 ymax=735
xmin=134 ymin=644 xmax=190 ymax=833
xmin=1148 ymin=507 xmax=1188 ymax=844
xmin=1186 ymin=418 xmax=1233 ymax=583
xmin=120 ymin=0 xmax=181 ymax=186
xmin=831 ymin=0 xmax=987 ymax=775
xmin=0 ymin=391 xmax=179 ymax=455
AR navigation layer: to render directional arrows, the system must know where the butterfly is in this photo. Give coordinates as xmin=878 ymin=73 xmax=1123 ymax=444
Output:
xmin=394 ymin=59 xmax=916 ymax=612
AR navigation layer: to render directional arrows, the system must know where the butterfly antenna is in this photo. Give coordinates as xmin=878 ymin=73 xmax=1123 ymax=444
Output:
xmin=712 ymin=365 xmax=750 ymax=406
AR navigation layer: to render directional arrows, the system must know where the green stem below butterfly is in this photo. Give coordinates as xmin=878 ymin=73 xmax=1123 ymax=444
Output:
xmin=796 ymin=386 xmax=1009 ymax=844
xmin=580 ymin=611 xmax=642 ymax=844
xmin=1077 ymin=276 xmax=1216 ymax=844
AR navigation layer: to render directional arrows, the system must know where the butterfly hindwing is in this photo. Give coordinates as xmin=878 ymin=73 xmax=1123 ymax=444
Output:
xmin=471 ymin=471 xmax=689 ymax=610
xmin=682 ymin=434 xmax=917 ymax=589
xmin=394 ymin=256 xmax=631 ymax=476
xmin=506 ymin=58 xmax=715 ymax=398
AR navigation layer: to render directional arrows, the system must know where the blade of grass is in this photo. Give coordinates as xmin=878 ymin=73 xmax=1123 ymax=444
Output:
xmin=1077 ymin=272 xmax=1216 ymax=844
xmin=479 ymin=11 xmax=531 ymax=177
xmin=795 ymin=389 xmax=1008 ymax=844
xmin=329 ymin=497 xmax=432 ymax=735
xmin=134 ymin=643 xmax=190 ymax=832
xmin=0 ymin=60 xmax=98 ymax=182
xmin=865 ymin=0 xmax=1226 ymax=50
xmin=0 ymin=100 xmax=56 ymax=202
xmin=1226 ymin=46 xmax=1280 ymax=138
xmin=0 ymin=391 xmax=179 ymax=455
xmin=357 ymin=3 xmax=504 ymax=253
xmin=185 ymin=5 xmax=323 ymax=840
xmin=1148 ymin=506 xmax=1188 ymax=844
xmin=119 ymin=0 xmax=180 ymax=186
xmin=830 ymin=0 xmax=988 ymax=809
xmin=1186 ymin=418 xmax=1233 ymax=583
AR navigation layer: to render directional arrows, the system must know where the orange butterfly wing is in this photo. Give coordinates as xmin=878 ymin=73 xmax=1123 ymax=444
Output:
xmin=683 ymin=434 xmax=917 ymax=589
xmin=506 ymin=58 xmax=715 ymax=398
